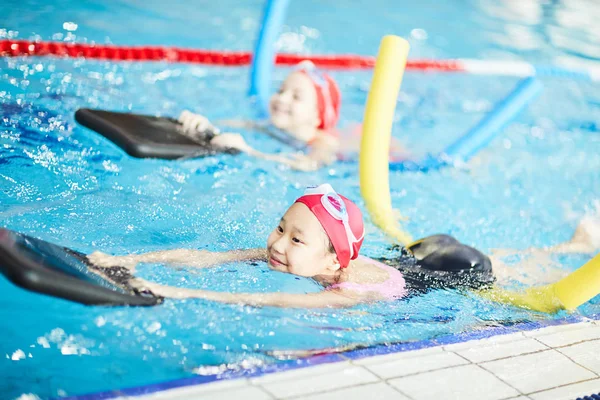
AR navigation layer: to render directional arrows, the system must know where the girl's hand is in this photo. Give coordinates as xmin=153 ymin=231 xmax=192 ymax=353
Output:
xmin=288 ymin=153 xmax=318 ymax=171
xmin=133 ymin=280 xmax=188 ymax=298
xmin=87 ymin=251 xmax=139 ymax=271
xmin=211 ymin=133 xmax=251 ymax=152
xmin=132 ymin=279 xmax=215 ymax=300
xmin=178 ymin=110 xmax=217 ymax=135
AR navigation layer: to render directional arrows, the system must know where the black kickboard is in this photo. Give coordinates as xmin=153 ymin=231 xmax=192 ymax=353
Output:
xmin=75 ymin=108 xmax=239 ymax=159
xmin=0 ymin=228 xmax=161 ymax=306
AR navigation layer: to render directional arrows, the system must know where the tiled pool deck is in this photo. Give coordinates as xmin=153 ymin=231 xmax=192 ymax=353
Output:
xmin=80 ymin=318 xmax=600 ymax=400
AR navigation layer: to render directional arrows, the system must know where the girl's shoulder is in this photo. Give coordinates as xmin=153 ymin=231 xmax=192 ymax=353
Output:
xmin=338 ymin=256 xmax=398 ymax=287
xmin=312 ymin=129 xmax=340 ymax=145
xmin=307 ymin=131 xmax=339 ymax=159
xmin=331 ymin=257 xmax=408 ymax=300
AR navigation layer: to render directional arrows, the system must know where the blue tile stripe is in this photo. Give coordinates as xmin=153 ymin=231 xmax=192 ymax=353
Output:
xmin=61 ymin=313 xmax=599 ymax=400
xmin=577 ymin=393 xmax=600 ymax=400
xmin=57 ymin=354 xmax=345 ymax=400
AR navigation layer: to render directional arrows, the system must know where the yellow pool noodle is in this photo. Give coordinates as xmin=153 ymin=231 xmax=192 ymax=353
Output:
xmin=552 ymin=252 xmax=600 ymax=310
xmin=359 ymin=35 xmax=413 ymax=245
xmin=482 ymin=253 xmax=600 ymax=313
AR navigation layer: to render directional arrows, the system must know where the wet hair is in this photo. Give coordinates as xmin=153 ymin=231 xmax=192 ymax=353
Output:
xmin=326 ymin=237 xmax=336 ymax=255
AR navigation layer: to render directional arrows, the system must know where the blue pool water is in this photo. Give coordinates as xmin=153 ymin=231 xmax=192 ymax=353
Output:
xmin=2 ymin=0 xmax=600 ymax=398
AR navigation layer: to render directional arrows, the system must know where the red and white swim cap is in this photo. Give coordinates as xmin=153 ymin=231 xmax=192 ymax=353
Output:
xmin=296 ymin=61 xmax=341 ymax=131
xmin=295 ymin=184 xmax=364 ymax=268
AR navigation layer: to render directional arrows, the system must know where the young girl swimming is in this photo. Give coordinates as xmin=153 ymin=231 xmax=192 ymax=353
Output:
xmin=178 ymin=61 xmax=342 ymax=171
xmin=87 ymin=184 xmax=600 ymax=309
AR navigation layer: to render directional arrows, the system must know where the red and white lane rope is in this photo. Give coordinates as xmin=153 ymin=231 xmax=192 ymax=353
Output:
xmin=1 ymin=39 xmax=599 ymax=81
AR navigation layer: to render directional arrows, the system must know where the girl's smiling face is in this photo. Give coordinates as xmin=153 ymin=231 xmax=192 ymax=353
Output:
xmin=266 ymin=203 xmax=339 ymax=277
xmin=269 ymin=71 xmax=320 ymax=142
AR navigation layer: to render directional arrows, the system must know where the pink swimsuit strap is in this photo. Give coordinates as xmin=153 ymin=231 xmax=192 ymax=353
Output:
xmin=328 ymin=255 xmax=407 ymax=300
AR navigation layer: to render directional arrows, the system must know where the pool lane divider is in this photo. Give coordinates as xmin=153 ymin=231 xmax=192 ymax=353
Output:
xmin=3 ymin=39 xmax=600 ymax=81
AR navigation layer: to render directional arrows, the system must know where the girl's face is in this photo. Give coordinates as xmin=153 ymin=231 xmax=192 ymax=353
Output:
xmin=269 ymin=71 xmax=320 ymax=142
xmin=266 ymin=203 xmax=339 ymax=277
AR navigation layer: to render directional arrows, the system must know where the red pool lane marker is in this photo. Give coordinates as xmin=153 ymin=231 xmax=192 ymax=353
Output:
xmin=0 ymin=39 xmax=465 ymax=71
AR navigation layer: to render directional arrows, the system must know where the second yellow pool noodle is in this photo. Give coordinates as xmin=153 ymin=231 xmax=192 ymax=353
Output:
xmin=553 ymin=252 xmax=600 ymax=309
xmin=481 ymin=253 xmax=600 ymax=313
xmin=359 ymin=35 xmax=413 ymax=245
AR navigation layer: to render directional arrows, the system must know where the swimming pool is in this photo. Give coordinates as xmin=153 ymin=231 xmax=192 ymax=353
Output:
xmin=2 ymin=0 xmax=600 ymax=398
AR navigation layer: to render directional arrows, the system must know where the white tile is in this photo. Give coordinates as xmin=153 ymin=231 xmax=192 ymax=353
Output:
xmin=558 ymin=340 xmax=600 ymax=374
xmin=481 ymin=349 xmax=596 ymax=394
xmin=353 ymin=346 xmax=443 ymax=366
xmin=388 ymin=364 xmax=519 ymax=400
xmin=131 ymin=379 xmax=249 ymax=399
xmin=293 ymin=382 xmax=411 ymax=400
xmin=454 ymin=338 xmax=548 ymax=363
xmin=529 ymin=378 xmax=600 ymax=400
xmin=250 ymin=362 xmax=351 ymax=385
xmin=443 ymin=332 xmax=526 ymax=352
xmin=259 ymin=365 xmax=380 ymax=399
xmin=131 ymin=381 xmax=270 ymax=400
xmin=188 ymin=386 xmax=272 ymax=400
xmin=363 ymin=351 xmax=468 ymax=379
xmin=523 ymin=322 xmax=592 ymax=338
xmin=533 ymin=325 xmax=600 ymax=348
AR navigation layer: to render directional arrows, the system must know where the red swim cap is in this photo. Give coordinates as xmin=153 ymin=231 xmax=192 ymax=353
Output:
xmin=297 ymin=61 xmax=341 ymax=131
xmin=295 ymin=184 xmax=364 ymax=268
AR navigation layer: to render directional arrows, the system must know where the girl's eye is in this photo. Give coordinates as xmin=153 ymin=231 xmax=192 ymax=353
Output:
xmin=292 ymin=237 xmax=302 ymax=244
xmin=293 ymin=94 xmax=301 ymax=101
xmin=277 ymin=226 xmax=283 ymax=233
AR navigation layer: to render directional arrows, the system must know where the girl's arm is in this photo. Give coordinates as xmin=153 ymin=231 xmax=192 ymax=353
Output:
xmin=216 ymin=119 xmax=269 ymax=132
xmin=218 ymin=120 xmax=306 ymax=150
xmin=491 ymin=216 xmax=600 ymax=258
xmin=179 ymin=111 xmax=274 ymax=140
xmin=87 ymin=248 xmax=266 ymax=271
xmin=304 ymin=135 xmax=339 ymax=168
xmin=246 ymin=147 xmax=320 ymax=171
xmin=179 ymin=111 xmax=329 ymax=170
xmin=140 ymin=280 xmax=372 ymax=308
xmin=211 ymin=133 xmax=320 ymax=171
xmin=215 ymin=132 xmax=340 ymax=172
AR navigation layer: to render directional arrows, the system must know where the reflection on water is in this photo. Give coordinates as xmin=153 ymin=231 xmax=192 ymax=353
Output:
xmin=477 ymin=0 xmax=600 ymax=63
